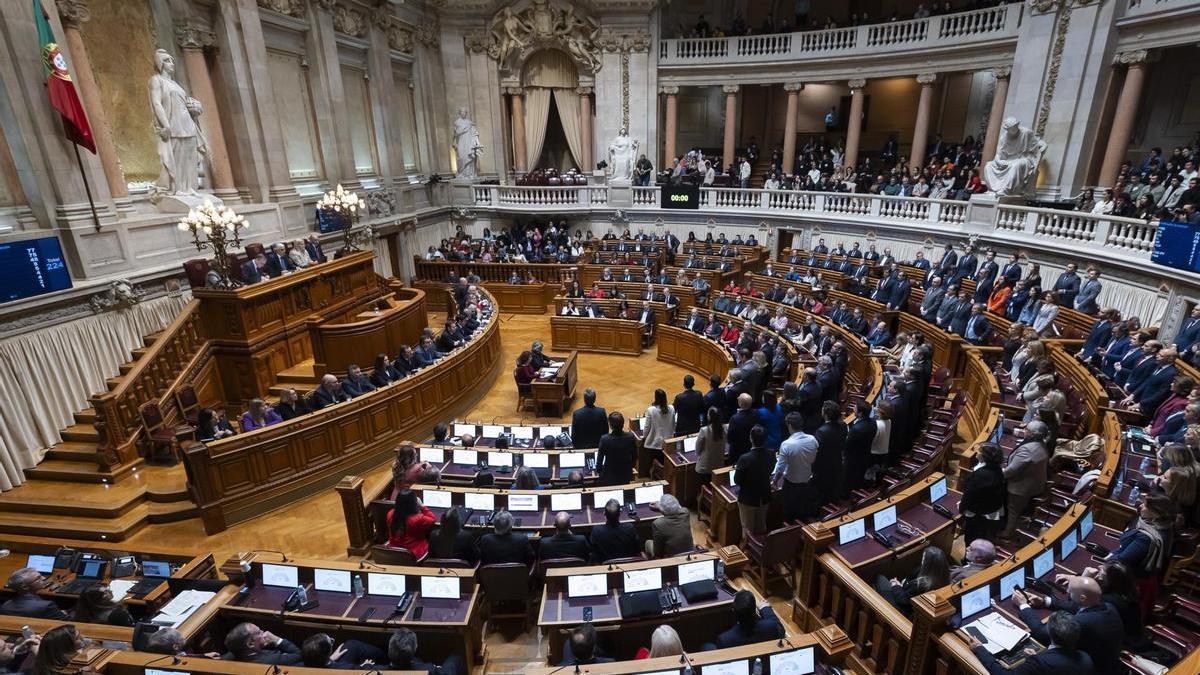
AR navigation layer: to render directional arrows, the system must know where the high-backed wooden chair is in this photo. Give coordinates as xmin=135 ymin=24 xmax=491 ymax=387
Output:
xmin=138 ymin=402 xmax=178 ymax=464
xmin=370 ymin=545 xmax=417 ymax=566
xmin=174 ymin=384 xmax=201 ymax=426
xmin=181 ymin=259 xmax=210 ymax=289
xmin=743 ymin=522 xmax=804 ymax=593
xmin=244 ymin=242 xmax=266 ymax=260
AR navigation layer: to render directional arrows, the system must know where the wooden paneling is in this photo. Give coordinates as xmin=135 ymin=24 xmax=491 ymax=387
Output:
xmin=309 ymin=288 xmax=429 ymax=375
xmin=481 ymin=282 xmax=550 ymax=313
xmin=656 ymin=325 xmax=735 ymax=380
xmin=550 ymin=316 xmax=644 ymax=355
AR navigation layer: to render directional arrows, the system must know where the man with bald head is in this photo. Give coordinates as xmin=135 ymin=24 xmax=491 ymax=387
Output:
xmin=951 ymin=539 xmax=995 ymax=583
xmin=726 ymin=393 xmax=758 ymax=464
xmin=537 ymin=512 xmax=590 ymax=561
xmin=1012 ymin=573 xmax=1124 ymax=674
xmin=308 ymin=374 xmax=348 ymax=410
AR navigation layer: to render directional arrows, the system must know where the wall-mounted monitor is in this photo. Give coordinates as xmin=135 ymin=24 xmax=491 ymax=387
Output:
xmin=0 ymin=236 xmax=72 ymax=303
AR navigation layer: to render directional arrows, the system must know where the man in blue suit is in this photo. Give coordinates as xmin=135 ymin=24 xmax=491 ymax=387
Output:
xmin=887 ymin=271 xmax=911 ymax=312
xmin=972 ymin=250 xmax=999 ymax=304
xmin=1074 ymin=268 xmax=1103 ymax=315
xmin=952 ymin=245 xmax=978 ymax=286
xmin=1124 ymin=348 xmax=1179 ymax=415
xmin=264 ymin=243 xmax=294 ymax=278
xmin=949 ymin=290 xmax=973 ymax=336
xmin=413 ymin=336 xmax=442 ymax=366
xmin=1115 ymin=337 xmax=1157 ymax=389
xmin=966 ymin=611 xmax=1092 ymax=675
xmin=1052 ymin=262 xmax=1080 ymax=307
xmin=1000 ymin=253 xmax=1023 ymax=285
xmin=1174 ymin=305 xmax=1200 ymax=353
xmin=241 ymin=253 xmax=269 ymax=284
xmin=1012 ymin=575 xmax=1123 ymax=675
xmin=964 ymin=303 xmax=993 ymax=345
xmin=1077 ymin=309 xmax=1115 ymax=361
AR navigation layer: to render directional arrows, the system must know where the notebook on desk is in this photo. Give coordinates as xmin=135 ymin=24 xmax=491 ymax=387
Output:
xmin=964 ymin=612 xmax=1030 ymax=655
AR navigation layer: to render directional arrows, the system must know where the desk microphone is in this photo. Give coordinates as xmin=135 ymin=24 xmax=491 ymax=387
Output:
xmin=679 ymin=650 xmax=695 ymax=675
xmin=142 ymin=653 xmax=184 ymax=668
xmin=358 ymin=559 xmax=386 ymax=571
xmin=777 ymin=635 xmax=795 ymax=649
xmin=244 ymin=549 xmax=290 ymax=563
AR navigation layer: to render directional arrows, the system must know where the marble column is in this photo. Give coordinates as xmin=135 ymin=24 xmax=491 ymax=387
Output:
xmin=909 ymin=73 xmax=937 ymax=170
xmin=981 ymin=66 xmax=1012 ymax=163
xmin=55 ymin=0 xmax=128 ymax=206
xmin=781 ymin=82 xmax=803 ymax=176
xmin=843 ymin=79 xmax=866 ymax=170
xmin=176 ymin=24 xmax=237 ymax=202
xmin=722 ymin=84 xmax=739 ymax=169
xmin=578 ymin=86 xmax=593 ymax=171
xmin=1099 ymin=50 xmax=1154 ymax=188
xmin=507 ymin=87 xmax=527 ymax=173
xmin=660 ymin=85 xmax=678 ymax=168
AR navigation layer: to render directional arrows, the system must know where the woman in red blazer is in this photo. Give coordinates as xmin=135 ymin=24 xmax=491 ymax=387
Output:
xmin=386 ymin=490 xmax=436 ymax=559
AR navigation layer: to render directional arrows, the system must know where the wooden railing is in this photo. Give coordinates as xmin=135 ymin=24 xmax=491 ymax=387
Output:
xmin=307 ymin=288 xmax=428 ymax=376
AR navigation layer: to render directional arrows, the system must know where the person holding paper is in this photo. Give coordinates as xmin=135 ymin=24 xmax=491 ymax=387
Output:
xmin=1014 ymin=576 xmax=1123 ymax=674
xmin=537 ymin=512 xmax=591 ymax=561
xmin=966 ymin=611 xmax=1092 ymax=675
xmin=386 ymin=491 xmax=436 ymax=560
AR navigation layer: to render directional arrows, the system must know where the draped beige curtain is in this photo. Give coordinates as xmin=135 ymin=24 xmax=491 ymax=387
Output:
xmin=553 ymin=88 xmax=584 ymax=169
xmin=524 ymin=87 xmax=552 ymax=169
xmin=0 ymin=293 xmax=190 ymax=489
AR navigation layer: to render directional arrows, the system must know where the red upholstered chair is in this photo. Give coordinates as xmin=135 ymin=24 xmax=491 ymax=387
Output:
xmin=743 ymin=522 xmax=804 ymax=593
xmin=174 ymin=384 xmax=201 ymax=426
xmin=226 ymin=253 xmax=245 ymax=283
xmin=244 ymin=242 xmax=266 ymax=260
xmin=181 ymin=259 xmax=210 ymax=289
xmin=138 ymin=402 xmax=178 ymax=464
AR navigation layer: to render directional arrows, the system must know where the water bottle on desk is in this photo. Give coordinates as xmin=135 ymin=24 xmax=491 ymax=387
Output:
xmin=1129 ymin=484 xmax=1141 ymax=506
xmin=352 ymin=574 xmax=364 ymax=598
xmin=1139 ymin=455 xmax=1151 ymax=476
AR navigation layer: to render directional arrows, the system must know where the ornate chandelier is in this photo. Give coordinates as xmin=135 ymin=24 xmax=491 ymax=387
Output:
xmin=177 ymin=201 xmax=247 ymax=288
xmin=317 ymin=183 xmax=364 ymax=251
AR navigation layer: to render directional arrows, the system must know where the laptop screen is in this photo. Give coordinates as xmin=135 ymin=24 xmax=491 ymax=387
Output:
xmin=27 ymin=555 xmax=55 ymax=575
xmin=78 ymin=559 xmax=105 ymax=579
xmin=141 ymin=561 xmax=171 ymax=578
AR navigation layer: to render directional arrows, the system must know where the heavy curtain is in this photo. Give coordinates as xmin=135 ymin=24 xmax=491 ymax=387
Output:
xmin=553 ymin=88 xmax=584 ymax=169
xmin=0 ymin=293 xmax=190 ymax=490
xmin=524 ymin=87 xmax=552 ymax=169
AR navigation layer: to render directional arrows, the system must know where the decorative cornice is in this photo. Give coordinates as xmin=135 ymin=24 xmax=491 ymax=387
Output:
xmin=414 ymin=15 xmax=439 ymax=48
xmin=504 ymin=86 xmax=524 ymax=96
xmin=783 ymin=82 xmax=804 ymax=92
xmin=55 ymin=0 xmax=90 ymax=28
xmin=175 ymin=23 xmax=217 ymax=51
xmin=599 ymin=28 xmax=652 ymax=54
xmin=1026 ymin=0 xmax=1105 ymax=15
xmin=916 ymin=72 xmax=938 ymax=85
xmin=848 ymin=78 xmax=867 ymax=90
xmin=463 ymin=28 xmax=490 ymax=54
xmin=1114 ymin=49 xmax=1158 ymax=66
xmin=258 ymin=0 xmax=305 ymax=19
xmin=658 ymin=85 xmax=679 ymax=95
xmin=991 ymin=66 xmax=1012 ymax=80
xmin=722 ymin=84 xmax=740 ymax=94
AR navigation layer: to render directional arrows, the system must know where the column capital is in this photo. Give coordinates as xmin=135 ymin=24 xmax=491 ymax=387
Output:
xmin=55 ymin=0 xmax=90 ymax=28
xmin=310 ymin=0 xmax=337 ymax=11
xmin=175 ymin=23 xmax=217 ymax=51
xmin=577 ymin=85 xmax=594 ymax=96
xmin=783 ymin=82 xmax=803 ymax=92
xmin=658 ymin=85 xmax=678 ymax=95
xmin=722 ymin=84 xmax=740 ymax=94
xmin=847 ymin=78 xmax=867 ymax=90
xmin=916 ymin=72 xmax=938 ymax=86
xmin=1114 ymin=49 xmax=1158 ymax=67
xmin=990 ymin=66 xmax=1012 ymax=80
xmin=504 ymin=86 xmax=524 ymax=96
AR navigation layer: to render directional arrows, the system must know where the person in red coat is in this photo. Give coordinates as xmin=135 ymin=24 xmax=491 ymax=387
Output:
xmin=387 ymin=491 xmax=436 ymax=560
xmin=515 ymin=351 xmax=537 ymax=395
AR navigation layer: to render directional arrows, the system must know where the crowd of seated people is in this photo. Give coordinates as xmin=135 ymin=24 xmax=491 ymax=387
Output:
xmin=0 ymin=568 xmax=134 ymax=628
xmin=230 ymin=234 xmax=328 ymax=287
xmin=1076 ymin=140 xmax=1200 ymax=222
xmin=424 ymin=222 xmax=590 ymax=265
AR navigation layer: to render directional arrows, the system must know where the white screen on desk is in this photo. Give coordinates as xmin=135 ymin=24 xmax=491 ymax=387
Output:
xmin=422 ymin=490 xmax=452 ymax=509
xmin=1060 ymin=529 xmax=1078 ymax=559
xmin=367 ymin=573 xmax=406 ymax=596
xmin=1081 ymin=510 xmax=1094 ymax=539
xmin=540 ymin=426 xmax=565 ymax=439
xmin=523 ymin=453 xmax=549 ymax=468
xmin=551 ymin=493 xmax=582 ymax=512
xmin=314 ymin=569 xmax=351 ymax=593
xmin=838 ymin=519 xmax=866 ymax=545
xmin=507 ymin=494 xmax=538 ymax=512
xmin=482 ymin=425 xmax=504 ymax=438
xmin=26 ymin=554 xmax=55 ymax=574
xmin=872 ymin=505 xmax=897 ymax=532
xmin=702 ymin=660 xmax=749 ymax=675
xmin=592 ymin=489 xmax=624 ymax=509
xmin=453 ymin=423 xmax=475 ymax=438
xmin=419 ymin=447 xmax=444 ymax=463
xmin=452 ymin=449 xmax=478 ymax=465
xmin=677 ymin=560 xmax=715 ymax=585
xmin=1033 ymin=549 xmax=1054 ymax=578
xmin=770 ymin=647 xmax=816 ymax=675
xmin=683 ymin=436 xmax=697 ymax=452
xmin=488 ymin=452 xmax=513 ymax=467
xmin=464 ymin=492 xmax=495 ymax=511
xmin=623 ymin=568 xmax=662 ymax=593
xmin=929 ymin=477 xmax=947 ymax=503
xmin=511 ymin=426 xmax=535 ymax=440
xmin=567 ymin=573 xmax=607 ymax=598
xmin=635 ymin=484 xmax=664 ymax=505
xmin=261 ymin=564 xmax=298 ymax=588
xmin=999 ymin=568 xmax=1025 ymax=600
xmin=960 ymin=585 xmax=990 ymax=618
xmin=560 ymin=452 xmax=585 ymax=468
xmin=420 ymin=576 xmax=459 ymax=599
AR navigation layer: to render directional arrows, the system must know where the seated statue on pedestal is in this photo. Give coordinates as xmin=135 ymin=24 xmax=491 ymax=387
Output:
xmin=984 ymin=117 xmax=1046 ymax=197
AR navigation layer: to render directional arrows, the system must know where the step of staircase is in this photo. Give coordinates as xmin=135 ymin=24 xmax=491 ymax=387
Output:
xmin=44 ymin=441 xmax=99 ymax=462
xmin=143 ymin=331 xmax=163 ymax=346
xmin=61 ymin=423 xmax=100 ymax=443
xmin=146 ymin=501 xmax=199 ymax=523
xmin=23 ymin=459 xmax=131 ymax=484
xmin=105 ymin=376 xmax=122 ymax=391
xmin=276 ymin=360 xmax=317 ymax=384
xmin=131 ymin=347 xmax=148 ymax=360
xmin=0 ymin=506 xmax=151 ymax=541
xmin=118 ymin=363 xmax=133 ymax=376
xmin=73 ymin=408 xmax=97 ymax=425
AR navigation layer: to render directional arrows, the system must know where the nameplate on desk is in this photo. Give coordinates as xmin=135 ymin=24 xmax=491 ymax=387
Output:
xmin=482 ymin=425 xmax=505 ymax=438
xmin=512 ymin=426 xmax=535 ymax=440
xmin=560 ymin=452 xmax=585 ymax=468
xmin=838 ymin=518 xmax=866 ymax=545
xmin=623 ymin=568 xmax=662 ymax=593
xmin=677 ymin=559 xmax=716 ymax=585
xmin=420 ymin=447 xmax=444 ymax=463
xmin=420 ymin=575 xmax=459 ymax=599
xmin=634 ymin=484 xmax=664 ymax=505
xmin=523 ymin=453 xmax=549 ymax=468
xmin=261 ymin=563 xmax=298 ymax=588
xmin=367 ymin=573 xmax=406 ymax=596
xmin=464 ymin=493 xmax=495 ymax=511
xmin=770 ymin=647 xmax=816 ymax=675
xmin=452 ymin=449 xmax=478 ymax=465
xmin=507 ymin=494 xmax=538 ymax=512
xmin=592 ymin=489 xmax=623 ymax=509
xmin=314 ymin=569 xmax=351 ymax=593
xmin=567 ymin=573 xmax=607 ymax=598
xmin=550 ymin=493 xmax=582 ymax=512
xmin=423 ymin=490 xmax=452 ymax=509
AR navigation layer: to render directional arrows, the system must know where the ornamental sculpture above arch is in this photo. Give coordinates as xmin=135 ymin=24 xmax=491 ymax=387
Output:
xmin=471 ymin=0 xmax=602 ymax=74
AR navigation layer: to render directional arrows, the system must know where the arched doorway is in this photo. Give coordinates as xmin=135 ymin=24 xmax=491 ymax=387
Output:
xmin=521 ymin=49 xmax=584 ymax=171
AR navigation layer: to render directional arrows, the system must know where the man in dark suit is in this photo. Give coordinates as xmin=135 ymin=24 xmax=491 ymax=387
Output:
xmin=1001 ymin=253 xmax=1022 ymax=284
xmin=413 ymin=336 xmax=442 ymax=366
xmin=888 ymin=272 xmax=912 ymax=311
xmin=222 ymin=623 xmax=303 ymax=665
xmin=537 ymin=512 xmax=591 ymax=561
xmin=305 ymin=234 xmax=327 ymax=264
xmin=726 ymin=393 xmax=758 ymax=465
xmin=241 ymin=254 xmax=269 ymax=284
xmin=972 ymin=250 xmax=999 ymax=303
xmin=715 ymin=591 xmax=785 ymax=648
xmin=559 ymin=624 xmax=613 ymax=666
xmin=734 ymin=426 xmax=774 ymax=538
xmin=265 ymin=243 xmax=294 ymax=278
xmin=309 ymin=374 xmax=349 ymax=410
xmin=683 ymin=308 xmax=707 ymax=334
xmin=812 ymin=401 xmax=847 ymax=506
xmin=340 ymin=364 xmax=376 ymax=398
xmin=673 ymin=375 xmax=705 ymax=435
xmin=386 ymin=628 xmax=464 ymax=675
xmin=1125 ymin=348 xmax=1179 ymax=414
xmin=1052 ymin=262 xmax=1081 ymax=307
xmin=964 ymin=303 xmax=993 ymax=345
xmin=949 ymin=290 xmax=973 ymax=336
xmin=570 ymin=388 xmax=608 ymax=448
xmin=797 ymin=368 xmax=823 ymax=433
xmin=1174 ymin=305 xmax=1200 ymax=353
xmin=585 ymin=303 xmax=605 ymax=318
xmin=0 ymin=568 xmax=67 ymax=619
xmin=393 ymin=346 xmax=419 ymax=376
xmin=920 ymin=277 xmax=946 ymax=323
xmin=1012 ymin=575 xmax=1122 ymax=675
xmin=703 ymin=373 xmax=725 ymax=419
xmin=275 ymin=388 xmax=310 ymax=421
xmin=935 ymin=243 xmax=958 ymax=277
xmin=636 ymin=301 xmax=656 ymax=339
xmin=967 ymin=611 xmax=1092 ymax=675
xmin=589 ymin=499 xmax=641 ymax=563
xmin=478 ymin=511 xmax=533 ymax=565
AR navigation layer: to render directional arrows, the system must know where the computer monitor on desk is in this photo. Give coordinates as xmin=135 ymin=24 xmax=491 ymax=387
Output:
xmin=1032 ymin=549 xmax=1054 ymax=579
xmin=929 ymin=477 xmax=947 ymax=504
xmin=960 ymin=585 xmax=991 ymax=620
xmin=567 ymin=573 xmax=606 ymax=598
xmin=622 ymin=568 xmax=662 ymax=593
xmin=838 ymin=518 xmax=866 ymax=545
xmin=872 ymin=505 xmax=897 ymax=532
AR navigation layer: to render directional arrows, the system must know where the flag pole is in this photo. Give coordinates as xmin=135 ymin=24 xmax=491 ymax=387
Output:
xmin=72 ymin=143 xmax=102 ymax=232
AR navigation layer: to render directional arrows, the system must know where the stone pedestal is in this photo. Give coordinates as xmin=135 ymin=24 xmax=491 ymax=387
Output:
xmin=965 ymin=192 xmax=1023 ymax=234
xmin=449 ymin=177 xmax=479 ymax=206
xmin=155 ymin=192 xmax=224 ymax=214
xmin=608 ymin=179 xmax=633 ymax=208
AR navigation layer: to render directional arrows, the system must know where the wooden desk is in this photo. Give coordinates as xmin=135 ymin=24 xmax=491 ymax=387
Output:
xmin=308 ymin=287 xmax=428 ymax=376
xmin=530 ymin=350 xmax=579 ymax=416
xmin=551 ymin=317 xmax=645 ymax=355
xmin=482 ymin=281 xmax=551 ymax=313
xmin=655 ymin=325 xmax=736 ymax=380
xmin=412 ymin=445 xmax=599 ymax=487
xmin=100 ymin=651 xmax=425 ymax=675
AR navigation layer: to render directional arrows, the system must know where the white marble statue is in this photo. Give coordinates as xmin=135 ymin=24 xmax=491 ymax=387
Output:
xmin=148 ymin=49 xmax=208 ymax=200
xmin=607 ymin=128 xmax=639 ymax=184
xmin=984 ymin=117 xmax=1046 ymax=196
xmin=453 ymin=107 xmax=484 ymax=179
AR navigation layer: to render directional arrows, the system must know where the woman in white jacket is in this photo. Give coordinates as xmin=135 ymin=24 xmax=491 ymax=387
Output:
xmin=642 ymin=389 xmax=676 ymax=458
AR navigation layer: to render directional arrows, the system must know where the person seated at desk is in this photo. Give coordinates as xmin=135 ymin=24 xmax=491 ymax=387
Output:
xmin=531 ymin=341 xmax=551 ymax=369
xmin=391 ymin=346 xmax=419 ymax=377
xmin=197 ymin=408 xmax=235 ymax=441
xmin=341 ymin=364 xmax=377 ymax=399
xmin=714 ymin=591 xmax=784 ymax=649
xmin=1079 ymin=562 xmax=1146 ymax=648
xmin=597 ymin=412 xmax=636 ymax=486
xmin=387 ymin=628 xmax=464 ymax=675
xmin=514 ymin=350 xmax=537 ymax=397
xmin=648 ymin=494 xmax=694 ymax=558
xmin=265 ymin=242 xmax=295 ymax=277
xmin=370 ymin=353 xmax=403 ymax=388
xmin=301 ymin=633 xmax=386 ymax=670
xmin=71 ymin=584 xmax=132 ymax=626
xmin=951 ymin=539 xmax=996 ymax=583
xmin=876 ymin=546 xmax=951 ymax=617
xmin=590 ymin=498 xmax=641 ymax=563
xmin=309 ymin=374 xmax=349 ymax=410
xmin=241 ymin=253 xmax=270 ymax=284
xmin=560 ymin=624 xmax=612 ymax=666
xmin=240 ymin=398 xmax=282 ymax=432
xmin=479 ymin=510 xmax=533 ymax=566
xmin=1012 ymin=574 xmax=1124 ymax=675
xmin=275 ymin=388 xmax=310 ymax=421
xmin=223 ymin=623 xmax=302 ymax=665
xmin=561 ymin=300 xmax=581 ymax=316
xmin=705 ymin=312 xmax=725 ymax=340
xmin=513 ymin=466 xmax=542 ymax=489
xmin=29 ymin=625 xmax=84 ymax=675
xmin=584 ymin=302 xmax=605 ymax=318
xmin=0 ymin=568 xmax=67 ymax=619
xmin=565 ymin=470 xmax=585 ymax=488
xmin=288 ymin=238 xmax=312 ymax=269
xmin=437 ymin=320 xmax=466 ymax=353
xmin=413 ymin=336 xmax=443 ymax=367
xmin=1109 ymin=494 xmax=1176 ymax=616
xmin=634 ymin=625 xmax=684 ymax=660
xmin=866 ymin=321 xmax=893 ymax=349
xmin=305 ymin=234 xmax=327 ymax=264
xmin=682 ymin=307 xmax=706 ymax=334
xmin=538 ymin=512 xmax=591 ymax=561
xmin=145 ymin=628 xmax=214 ymax=658
xmin=386 ymin=490 xmax=436 ymax=560
xmin=967 ymin=611 xmax=1093 ymax=675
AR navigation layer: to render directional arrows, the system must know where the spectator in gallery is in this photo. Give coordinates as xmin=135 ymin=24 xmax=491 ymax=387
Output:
xmin=239 ymin=398 xmax=282 ymax=432
xmin=197 ymin=408 xmax=236 ymax=441
xmin=310 ymin=374 xmax=350 ymax=410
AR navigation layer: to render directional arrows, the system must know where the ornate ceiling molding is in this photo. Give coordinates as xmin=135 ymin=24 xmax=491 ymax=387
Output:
xmin=483 ymin=1 xmax=603 ymax=73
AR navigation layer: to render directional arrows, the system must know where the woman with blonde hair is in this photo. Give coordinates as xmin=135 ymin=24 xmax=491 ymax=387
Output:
xmin=634 ymin=624 xmax=684 ymax=659
xmin=1011 ymin=339 xmax=1044 ymax=383
xmin=1156 ymin=443 xmax=1198 ymax=522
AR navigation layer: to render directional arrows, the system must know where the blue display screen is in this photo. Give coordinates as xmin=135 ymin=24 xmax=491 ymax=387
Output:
xmin=0 ymin=237 xmax=72 ymax=303
xmin=1151 ymin=220 xmax=1200 ymax=272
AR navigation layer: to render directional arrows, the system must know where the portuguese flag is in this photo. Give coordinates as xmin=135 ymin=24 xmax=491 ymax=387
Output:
xmin=34 ymin=0 xmax=95 ymax=153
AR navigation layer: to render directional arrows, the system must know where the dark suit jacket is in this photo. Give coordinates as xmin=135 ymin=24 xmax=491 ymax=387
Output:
xmin=588 ymin=521 xmax=641 ymax=563
xmin=223 ymin=640 xmax=303 ymax=666
xmin=264 ymin=252 xmax=293 ymax=278
xmin=275 ymin=400 xmax=310 ymax=421
xmin=478 ymin=531 xmax=532 ymax=566
xmin=571 ymin=405 xmax=608 ymax=449
xmin=597 ymin=431 xmax=636 ymax=485
xmin=538 ymin=532 xmax=590 ymax=561
xmin=971 ymin=645 xmax=1092 ymax=675
xmin=305 ymin=240 xmax=327 ymax=264
xmin=715 ymin=607 xmax=785 ymax=648
xmin=428 ymin=529 xmax=478 ymax=564
xmin=673 ymin=388 xmax=705 ymax=435
xmin=1019 ymin=603 xmax=1123 ymax=675
xmin=726 ymin=409 xmax=758 ymax=464
xmin=702 ymin=388 xmax=725 ymax=419
xmin=241 ymin=260 xmax=265 ymax=284
xmin=309 ymin=386 xmax=348 ymax=410
xmin=813 ymin=421 xmax=847 ymax=496
xmin=0 ymin=593 xmax=67 ymax=620
xmin=341 ymin=374 xmax=377 ymax=398
xmin=734 ymin=446 xmax=774 ymax=506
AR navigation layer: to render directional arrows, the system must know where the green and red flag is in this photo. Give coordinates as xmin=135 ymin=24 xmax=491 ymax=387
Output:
xmin=34 ymin=0 xmax=95 ymax=153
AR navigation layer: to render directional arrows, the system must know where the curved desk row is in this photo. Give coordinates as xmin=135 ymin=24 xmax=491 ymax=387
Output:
xmin=551 ymin=315 xmax=646 ymax=355
xmin=183 ymin=290 xmax=504 ymax=535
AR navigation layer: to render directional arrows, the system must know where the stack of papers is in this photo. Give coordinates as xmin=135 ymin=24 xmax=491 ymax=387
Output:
xmin=150 ymin=589 xmax=216 ymax=628
xmin=108 ymin=580 xmax=137 ymax=602
xmin=966 ymin=613 xmax=1029 ymax=654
